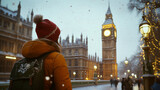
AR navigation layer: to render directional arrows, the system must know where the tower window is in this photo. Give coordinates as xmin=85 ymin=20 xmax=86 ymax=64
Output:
xmin=75 ymin=59 xmax=78 ymax=66
xmin=12 ymin=23 xmax=15 ymax=31
xmin=69 ymin=60 xmax=71 ymax=66
xmin=27 ymin=28 xmax=30 ymax=36
xmin=3 ymin=21 xmax=8 ymax=28
xmin=0 ymin=18 xmax=2 ymax=26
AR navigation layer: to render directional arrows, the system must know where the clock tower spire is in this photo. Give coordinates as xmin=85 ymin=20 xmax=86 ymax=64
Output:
xmin=102 ymin=1 xmax=117 ymax=80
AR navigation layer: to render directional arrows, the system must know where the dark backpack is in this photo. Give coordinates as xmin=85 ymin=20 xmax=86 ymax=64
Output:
xmin=9 ymin=52 xmax=53 ymax=90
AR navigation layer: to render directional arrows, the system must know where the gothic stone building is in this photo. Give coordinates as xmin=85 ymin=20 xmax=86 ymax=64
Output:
xmin=60 ymin=34 xmax=102 ymax=80
xmin=102 ymin=4 xmax=118 ymax=80
xmin=0 ymin=2 xmax=33 ymax=80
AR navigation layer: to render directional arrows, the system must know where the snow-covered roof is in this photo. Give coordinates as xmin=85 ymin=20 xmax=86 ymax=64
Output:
xmin=0 ymin=6 xmax=26 ymax=22
xmin=0 ymin=6 xmax=17 ymax=17
xmin=0 ymin=51 xmax=23 ymax=58
xmin=103 ymin=18 xmax=113 ymax=25
xmin=76 ymin=39 xmax=81 ymax=44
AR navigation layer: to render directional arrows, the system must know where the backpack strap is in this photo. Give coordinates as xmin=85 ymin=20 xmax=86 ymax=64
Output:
xmin=33 ymin=51 xmax=54 ymax=60
xmin=28 ymin=51 xmax=54 ymax=87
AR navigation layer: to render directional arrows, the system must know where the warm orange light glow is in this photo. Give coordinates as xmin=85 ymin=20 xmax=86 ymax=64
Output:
xmin=97 ymin=75 xmax=99 ymax=77
xmin=127 ymin=69 xmax=130 ymax=73
xmin=102 ymin=24 xmax=116 ymax=29
xmin=73 ymin=72 xmax=76 ymax=76
xmin=124 ymin=60 xmax=128 ymax=65
xmin=5 ymin=56 xmax=16 ymax=60
xmin=140 ymin=23 xmax=151 ymax=37
xmin=104 ymin=30 xmax=111 ymax=37
xmin=110 ymin=74 xmax=113 ymax=77
xmin=94 ymin=65 xmax=97 ymax=71
xmin=114 ymin=31 xmax=117 ymax=37
xmin=117 ymin=77 xmax=120 ymax=80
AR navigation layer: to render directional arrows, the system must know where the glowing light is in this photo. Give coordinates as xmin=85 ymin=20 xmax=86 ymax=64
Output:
xmin=140 ymin=23 xmax=151 ymax=37
xmin=124 ymin=60 xmax=128 ymax=65
xmin=135 ymin=74 xmax=137 ymax=78
xmin=45 ymin=76 xmax=50 ymax=81
xmin=5 ymin=56 xmax=16 ymax=60
xmin=94 ymin=65 xmax=97 ymax=71
xmin=127 ymin=70 xmax=130 ymax=73
xmin=73 ymin=72 xmax=76 ymax=76
xmin=97 ymin=75 xmax=99 ymax=77
xmin=104 ymin=30 xmax=111 ymax=37
xmin=110 ymin=74 xmax=113 ymax=77
xmin=117 ymin=77 xmax=120 ymax=80
xmin=50 ymin=74 xmax=53 ymax=77
xmin=62 ymin=84 xmax=65 ymax=87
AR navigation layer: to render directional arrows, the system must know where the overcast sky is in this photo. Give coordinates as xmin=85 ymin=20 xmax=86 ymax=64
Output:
xmin=2 ymin=0 xmax=142 ymax=63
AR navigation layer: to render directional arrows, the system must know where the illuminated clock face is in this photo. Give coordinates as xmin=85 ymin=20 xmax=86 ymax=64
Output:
xmin=114 ymin=31 xmax=117 ymax=37
xmin=104 ymin=30 xmax=111 ymax=37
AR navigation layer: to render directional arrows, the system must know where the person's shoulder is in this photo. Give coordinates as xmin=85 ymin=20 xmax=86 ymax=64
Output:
xmin=46 ymin=52 xmax=62 ymax=59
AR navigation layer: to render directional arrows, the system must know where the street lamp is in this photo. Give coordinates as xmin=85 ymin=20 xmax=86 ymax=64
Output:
xmin=127 ymin=69 xmax=130 ymax=77
xmin=110 ymin=74 xmax=113 ymax=77
xmin=94 ymin=65 xmax=97 ymax=85
xmin=73 ymin=71 xmax=76 ymax=80
xmin=139 ymin=19 xmax=151 ymax=38
xmin=124 ymin=57 xmax=128 ymax=65
xmin=127 ymin=69 xmax=130 ymax=73
xmin=139 ymin=15 xmax=155 ymax=90
xmin=135 ymin=74 xmax=137 ymax=79
xmin=94 ymin=65 xmax=97 ymax=71
xmin=131 ymin=73 xmax=134 ymax=76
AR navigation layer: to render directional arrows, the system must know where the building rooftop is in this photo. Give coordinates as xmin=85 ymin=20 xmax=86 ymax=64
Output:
xmin=0 ymin=6 xmax=17 ymax=17
xmin=102 ymin=18 xmax=113 ymax=25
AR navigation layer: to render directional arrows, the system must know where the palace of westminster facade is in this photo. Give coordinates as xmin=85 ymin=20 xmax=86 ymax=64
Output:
xmin=0 ymin=2 xmax=117 ymax=81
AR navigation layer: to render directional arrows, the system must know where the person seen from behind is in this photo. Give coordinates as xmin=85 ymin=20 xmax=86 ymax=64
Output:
xmin=110 ymin=78 xmax=113 ymax=87
xmin=9 ymin=15 xmax=72 ymax=90
xmin=121 ymin=78 xmax=125 ymax=90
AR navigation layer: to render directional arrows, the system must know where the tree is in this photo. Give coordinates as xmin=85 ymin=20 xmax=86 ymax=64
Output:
xmin=128 ymin=0 xmax=160 ymax=76
xmin=118 ymin=46 xmax=143 ymax=79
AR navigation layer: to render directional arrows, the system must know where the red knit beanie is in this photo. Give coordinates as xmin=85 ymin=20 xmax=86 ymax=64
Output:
xmin=33 ymin=15 xmax=60 ymax=42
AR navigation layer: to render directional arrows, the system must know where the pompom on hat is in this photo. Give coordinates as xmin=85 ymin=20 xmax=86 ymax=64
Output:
xmin=33 ymin=15 xmax=60 ymax=42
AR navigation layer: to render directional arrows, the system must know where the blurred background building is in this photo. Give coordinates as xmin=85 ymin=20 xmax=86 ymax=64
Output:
xmin=60 ymin=34 xmax=103 ymax=80
xmin=0 ymin=2 xmax=33 ymax=80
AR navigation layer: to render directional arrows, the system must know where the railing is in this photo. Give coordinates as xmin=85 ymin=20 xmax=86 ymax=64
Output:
xmin=0 ymin=80 xmax=109 ymax=89
xmin=0 ymin=81 xmax=9 ymax=90
xmin=71 ymin=80 xmax=109 ymax=88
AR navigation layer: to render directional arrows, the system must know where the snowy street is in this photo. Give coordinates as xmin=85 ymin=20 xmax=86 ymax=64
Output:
xmin=73 ymin=83 xmax=139 ymax=90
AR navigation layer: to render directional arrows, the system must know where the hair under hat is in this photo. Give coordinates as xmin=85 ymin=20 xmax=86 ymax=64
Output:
xmin=33 ymin=15 xmax=60 ymax=42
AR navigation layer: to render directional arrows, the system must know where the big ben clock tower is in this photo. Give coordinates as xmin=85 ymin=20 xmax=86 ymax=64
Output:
xmin=102 ymin=3 xmax=117 ymax=80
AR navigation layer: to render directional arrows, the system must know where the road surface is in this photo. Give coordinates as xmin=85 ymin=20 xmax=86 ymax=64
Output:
xmin=73 ymin=83 xmax=139 ymax=90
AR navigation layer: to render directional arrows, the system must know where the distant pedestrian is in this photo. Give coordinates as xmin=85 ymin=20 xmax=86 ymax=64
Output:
xmin=125 ymin=77 xmax=132 ymax=90
xmin=137 ymin=78 xmax=141 ymax=90
xmin=110 ymin=78 xmax=113 ymax=87
xmin=121 ymin=78 xmax=125 ymax=90
xmin=128 ymin=77 xmax=133 ymax=90
xmin=152 ymin=77 xmax=160 ymax=90
xmin=114 ymin=79 xmax=119 ymax=88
